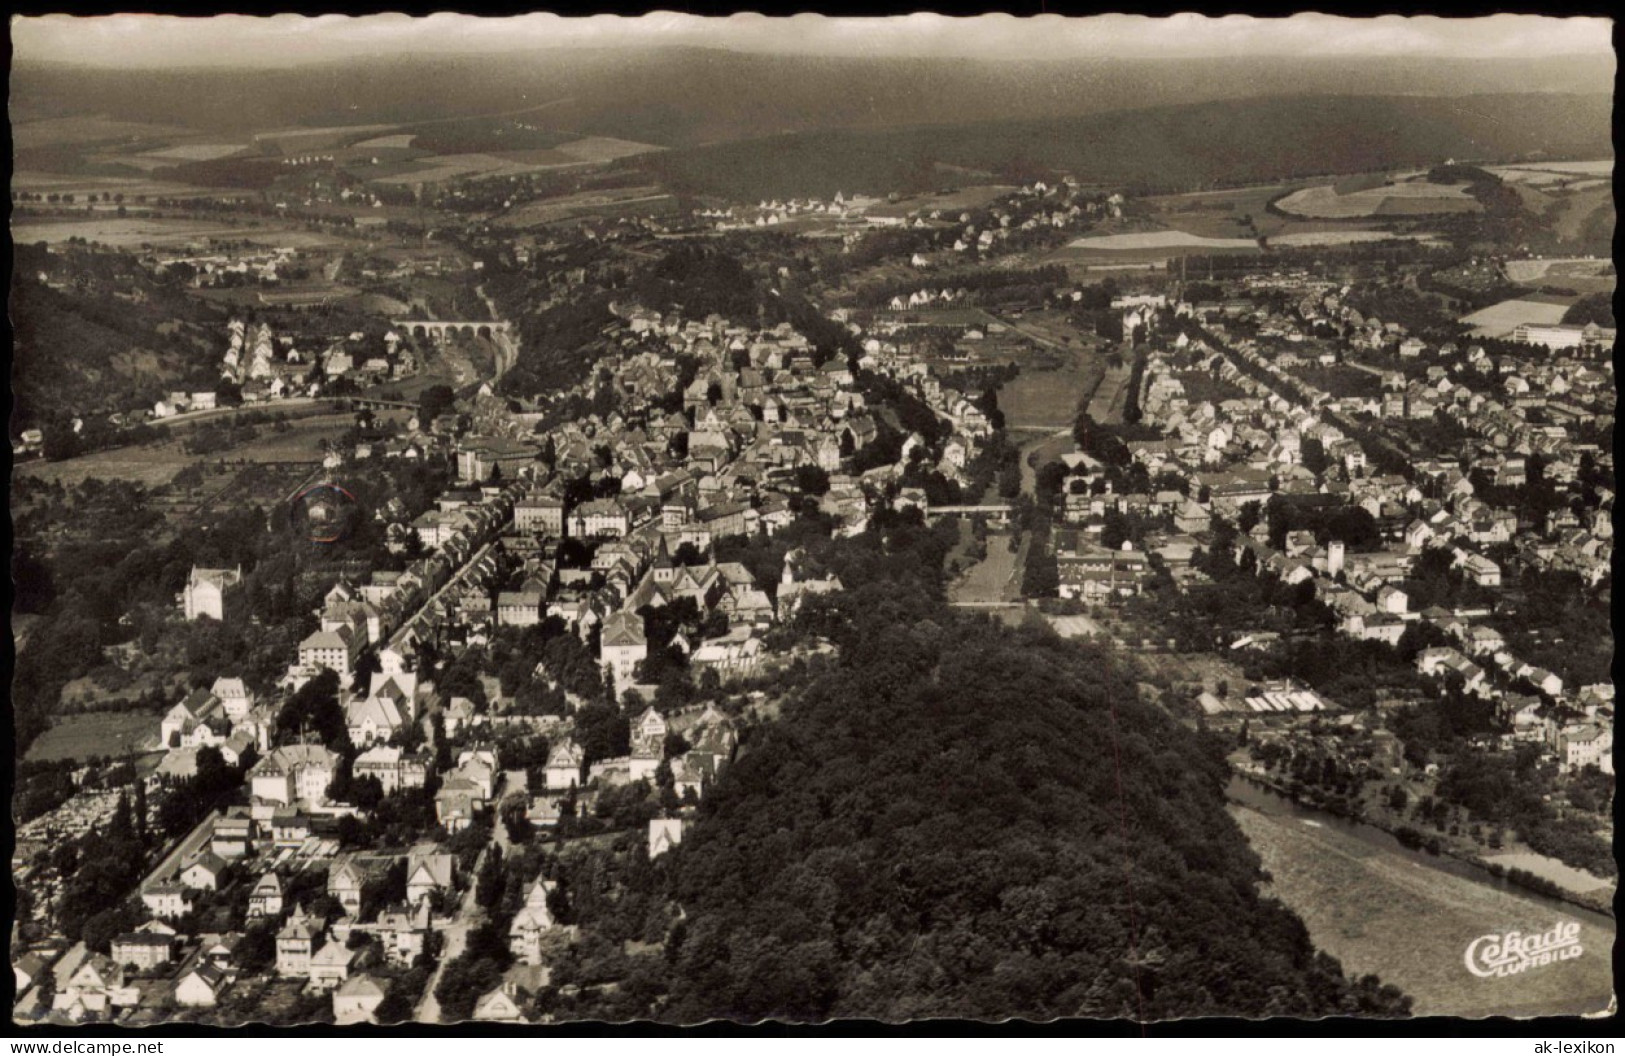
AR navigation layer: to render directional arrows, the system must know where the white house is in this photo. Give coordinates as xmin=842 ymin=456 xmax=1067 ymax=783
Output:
xmin=175 ymin=964 xmax=229 ymax=1008
xmin=183 ymin=566 xmax=242 ymax=622
xmin=333 ymin=974 xmax=387 ymax=1024
xmin=508 ymin=877 xmax=557 ymax=965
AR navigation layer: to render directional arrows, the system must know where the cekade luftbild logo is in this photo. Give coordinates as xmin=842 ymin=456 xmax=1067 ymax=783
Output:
xmin=1464 ymin=921 xmax=1583 ymax=978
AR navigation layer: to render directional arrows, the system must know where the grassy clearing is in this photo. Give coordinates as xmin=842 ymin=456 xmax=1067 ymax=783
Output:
xmin=1000 ymin=352 xmax=1103 ymax=429
xmin=1230 ymin=798 xmax=1615 ymax=1018
xmin=25 ymin=709 xmax=162 ymax=763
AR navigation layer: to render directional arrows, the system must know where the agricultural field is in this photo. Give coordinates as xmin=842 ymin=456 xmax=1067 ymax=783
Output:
xmin=552 ymin=136 xmax=666 ymax=164
xmin=11 ymin=216 xmax=356 ymax=250
xmin=369 ymin=152 xmax=556 ymax=185
xmin=16 ymin=444 xmax=208 ymax=490
xmin=24 ymin=709 xmax=163 ymax=763
xmin=12 ymin=170 xmax=223 ymax=200
xmin=495 ymin=188 xmax=678 ymax=228
xmin=865 ymin=184 xmax=1018 ymax=219
xmin=1268 ymin=230 xmax=1444 ymax=248
xmin=1065 ymin=229 xmax=1259 ymax=252
xmin=1047 ymin=228 xmax=1262 ymax=265
xmin=1144 ymin=182 xmax=1305 ymax=239
xmin=1486 ymin=158 xmax=1612 ymax=186
xmin=134 ymin=142 xmax=251 ymax=162
xmin=354 ymin=133 xmax=418 ymax=149
xmin=252 ymin=122 xmax=401 ymax=152
xmin=359 ymin=133 xmax=662 ymax=186
xmin=12 ymin=115 xmax=194 ymax=150
xmin=1275 ymin=178 xmax=1481 ymax=219
xmin=1460 ymin=298 xmax=1572 ymax=338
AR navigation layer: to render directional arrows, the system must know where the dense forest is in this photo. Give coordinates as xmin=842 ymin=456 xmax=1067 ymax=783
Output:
xmin=551 ymin=510 xmax=1411 ymax=1022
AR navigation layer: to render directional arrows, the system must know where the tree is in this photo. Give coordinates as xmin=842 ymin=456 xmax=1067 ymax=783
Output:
xmin=794 ymin=464 xmax=831 ymax=496
xmin=476 ymin=847 xmax=505 ymax=910
xmin=418 ymin=384 xmax=456 ymax=425
xmin=277 ymin=669 xmax=346 ymax=747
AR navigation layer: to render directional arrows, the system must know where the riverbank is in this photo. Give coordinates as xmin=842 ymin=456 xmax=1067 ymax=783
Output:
xmin=1228 ymin=775 xmax=1615 ymax=1018
xmin=1235 ymin=769 xmax=1614 ymax=918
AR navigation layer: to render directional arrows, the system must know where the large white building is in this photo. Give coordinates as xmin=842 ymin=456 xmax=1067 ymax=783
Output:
xmin=1554 ymin=723 xmax=1613 ymax=774
xmin=249 ymin=743 xmax=342 ymax=806
xmin=183 ymin=566 xmax=242 ymax=621
xmin=599 ymin=611 xmax=647 ymax=694
xmin=298 ymin=627 xmax=359 ymax=677
xmin=1511 ymin=321 xmax=1616 ymax=352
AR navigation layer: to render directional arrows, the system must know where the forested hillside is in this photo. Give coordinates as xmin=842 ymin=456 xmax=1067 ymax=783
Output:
xmin=11 ymin=248 xmax=222 ymax=430
xmin=555 ymin=510 xmax=1411 ymax=1022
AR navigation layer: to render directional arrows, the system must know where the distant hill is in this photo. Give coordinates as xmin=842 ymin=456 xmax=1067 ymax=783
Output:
xmin=11 ymin=49 xmax=1615 ymax=149
xmin=631 ymin=93 xmax=1615 ymax=200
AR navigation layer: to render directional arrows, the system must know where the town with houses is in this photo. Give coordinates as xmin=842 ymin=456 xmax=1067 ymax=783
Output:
xmin=9 ymin=26 xmax=1617 ymax=1026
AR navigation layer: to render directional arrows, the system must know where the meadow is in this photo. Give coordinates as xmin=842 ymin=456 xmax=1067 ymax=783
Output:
xmin=1001 ymin=367 xmax=1106 ymax=432
xmin=1231 ymin=795 xmax=1615 ymax=1018
xmin=15 ymin=410 xmax=359 ymax=489
xmin=25 ymin=709 xmax=162 ymax=763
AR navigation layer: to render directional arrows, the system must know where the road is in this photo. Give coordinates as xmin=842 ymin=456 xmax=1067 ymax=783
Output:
xmin=389 ymin=540 xmax=497 ymax=653
xmin=415 ymin=771 xmax=515 ymax=1024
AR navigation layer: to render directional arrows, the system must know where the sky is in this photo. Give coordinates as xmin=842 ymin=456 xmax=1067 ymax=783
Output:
xmin=11 ymin=13 xmax=1616 ymax=69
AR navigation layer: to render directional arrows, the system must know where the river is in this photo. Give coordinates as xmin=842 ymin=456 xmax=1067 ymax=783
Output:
xmin=1227 ymin=775 xmax=1615 ymax=1018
